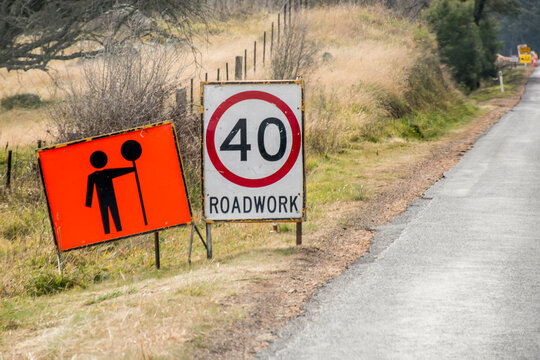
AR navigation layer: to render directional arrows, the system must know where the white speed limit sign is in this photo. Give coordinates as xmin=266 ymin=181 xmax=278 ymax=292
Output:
xmin=202 ymin=80 xmax=305 ymax=222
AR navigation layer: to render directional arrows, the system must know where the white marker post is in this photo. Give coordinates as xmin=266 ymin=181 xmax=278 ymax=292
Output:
xmin=499 ymin=71 xmax=504 ymax=93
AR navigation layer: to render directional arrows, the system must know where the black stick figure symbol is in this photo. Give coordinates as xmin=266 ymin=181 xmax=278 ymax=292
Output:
xmin=85 ymin=140 xmax=146 ymax=235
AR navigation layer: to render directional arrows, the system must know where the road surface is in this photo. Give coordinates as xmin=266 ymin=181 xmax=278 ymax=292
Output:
xmin=258 ymin=70 xmax=540 ymax=359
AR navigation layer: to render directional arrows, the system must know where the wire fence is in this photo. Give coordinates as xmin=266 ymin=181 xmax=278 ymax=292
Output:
xmin=177 ymin=0 xmax=313 ymax=112
xmin=0 ymin=142 xmax=45 ymax=192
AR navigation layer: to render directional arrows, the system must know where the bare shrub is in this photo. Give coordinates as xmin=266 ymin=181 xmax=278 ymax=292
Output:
xmin=48 ymin=44 xmax=200 ymax=172
xmin=51 ymin=45 xmax=180 ymax=141
xmin=270 ymin=17 xmax=319 ymax=80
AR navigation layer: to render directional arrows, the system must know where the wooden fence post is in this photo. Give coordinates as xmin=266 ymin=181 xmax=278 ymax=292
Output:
xmin=190 ymin=78 xmax=194 ymax=112
xmin=217 ymin=68 xmax=220 ymax=81
xmin=278 ymin=14 xmax=281 ymax=44
xmin=34 ymin=140 xmax=43 ymax=172
xmin=284 ymin=4 xmax=287 ymax=31
xmin=244 ymin=49 xmax=247 ymax=79
xmin=253 ymin=41 xmax=257 ymax=74
xmin=6 ymin=150 xmax=12 ymax=189
xmin=235 ymin=56 xmax=243 ymax=80
xmin=226 ymin=62 xmax=229 ymax=80
xmin=271 ymin=22 xmax=274 ymax=56
xmin=263 ymin=31 xmax=267 ymax=66
xmin=289 ymin=0 xmax=292 ymax=24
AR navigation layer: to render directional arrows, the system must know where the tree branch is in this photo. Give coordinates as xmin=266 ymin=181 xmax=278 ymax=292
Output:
xmin=0 ymin=0 xmax=208 ymax=71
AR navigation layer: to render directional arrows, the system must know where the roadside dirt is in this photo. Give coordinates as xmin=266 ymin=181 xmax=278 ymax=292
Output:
xmin=191 ymin=72 xmax=532 ymax=359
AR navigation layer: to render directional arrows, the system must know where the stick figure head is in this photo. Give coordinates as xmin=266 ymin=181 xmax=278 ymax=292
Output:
xmin=121 ymin=140 xmax=142 ymax=161
xmin=90 ymin=151 xmax=108 ymax=169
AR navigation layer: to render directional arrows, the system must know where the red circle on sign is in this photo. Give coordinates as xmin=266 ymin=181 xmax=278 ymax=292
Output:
xmin=206 ymin=90 xmax=301 ymax=188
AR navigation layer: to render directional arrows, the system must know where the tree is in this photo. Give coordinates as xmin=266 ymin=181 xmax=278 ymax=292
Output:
xmin=498 ymin=0 xmax=540 ymax=55
xmin=270 ymin=17 xmax=318 ymax=80
xmin=424 ymin=0 xmax=502 ymax=90
xmin=0 ymin=0 xmax=207 ymax=71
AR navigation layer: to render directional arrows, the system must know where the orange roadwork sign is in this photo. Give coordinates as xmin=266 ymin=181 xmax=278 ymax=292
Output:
xmin=38 ymin=122 xmax=192 ymax=251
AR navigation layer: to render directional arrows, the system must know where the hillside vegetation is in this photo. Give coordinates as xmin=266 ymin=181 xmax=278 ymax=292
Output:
xmin=0 ymin=4 xmax=529 ymax=359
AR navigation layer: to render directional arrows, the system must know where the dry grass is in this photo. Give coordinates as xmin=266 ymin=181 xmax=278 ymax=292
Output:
xmin=3 ymin=253 xmax=289 ymax=359
xmin=0 ymin=5 xmax=421 ymax=149
xmin=0 ymin=60 xmax=88 ymax=102
xmin=0 ymin=108 xmax=50 ymax=146
xmin=295 ymin=4 xmax=437 ymax=154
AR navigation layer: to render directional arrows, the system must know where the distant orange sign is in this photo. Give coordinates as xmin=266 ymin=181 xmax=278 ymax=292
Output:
xmin=520 ymin=46 xmax=531 ymax=54
xmin=38 ymin=122 xmax=192 ymax=251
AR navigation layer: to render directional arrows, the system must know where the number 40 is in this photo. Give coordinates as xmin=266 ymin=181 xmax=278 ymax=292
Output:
xmin=220 ymin=118 xmax=287 ymax=161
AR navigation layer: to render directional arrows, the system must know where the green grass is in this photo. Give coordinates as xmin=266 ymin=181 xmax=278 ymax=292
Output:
xmin=1 ymin=93 xmax=42 ymax=110
xmin=84 ymin=290 xmax=124 ymax=305
xmin=25 ymin=272 xmax=82 ymax=297
xmin=307 ymin=153 xmax=368 ymax=205
xmin=356 ymin=100 xmax=478 ymax=143
xmin=397 ymin=103 xmax=478 ymax=140
xmin=278 ymin=223 xmax=292 ymax=232
xmin=469 ymin=67 xmax=526 ymax=102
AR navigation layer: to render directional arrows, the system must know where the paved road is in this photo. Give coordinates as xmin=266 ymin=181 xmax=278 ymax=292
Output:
xmin=258 ymin=70 xmax=540 ymax=359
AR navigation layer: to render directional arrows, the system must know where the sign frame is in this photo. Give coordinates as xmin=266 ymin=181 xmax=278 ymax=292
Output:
xmin=37 ymin=121 xmax=193 ymax=252
xmin=200 ymin=80 xmax=306 ymax=224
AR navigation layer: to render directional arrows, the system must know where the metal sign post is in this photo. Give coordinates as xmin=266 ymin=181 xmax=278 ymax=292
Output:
xmin=188 ymin=222 xmax=209 ymax=264
xmin=154 ymin=232 xmax=160 ymax=269
xmin=206 ymin=223 xmax=213 ymax=259
xmin=57 ymin=251 xmax=63 ymax=275
xmin=296 ymin=222 xmax=302 ymax=246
